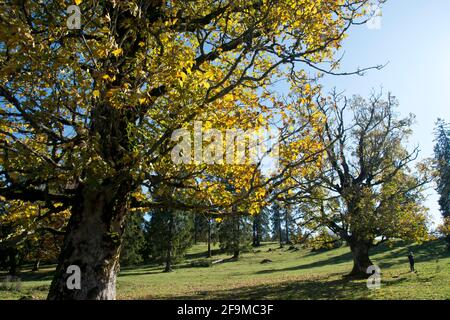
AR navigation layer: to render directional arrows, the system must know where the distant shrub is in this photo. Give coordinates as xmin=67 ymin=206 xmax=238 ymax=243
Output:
xmin=190 ymin=259 xmax=212 ymax=268
xmin=0 ymin=275 xmax=21 ymax=291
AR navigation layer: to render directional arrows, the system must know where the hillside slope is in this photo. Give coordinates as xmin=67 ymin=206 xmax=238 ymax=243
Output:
xmin=1 ymin=239 xmax=449 ymax=300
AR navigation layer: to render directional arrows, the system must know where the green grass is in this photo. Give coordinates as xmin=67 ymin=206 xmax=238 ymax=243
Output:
xmin=1 ymin=239 xmax=449 ymax=300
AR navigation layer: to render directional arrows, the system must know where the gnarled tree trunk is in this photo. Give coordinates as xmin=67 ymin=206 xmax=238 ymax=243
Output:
xmin=47 ymin=181 xmax=132 ymax=300
xmin=349 ymin=239 xmax=373 ymax=277
xmin=46 ymin=99 xmax=137 ymax=299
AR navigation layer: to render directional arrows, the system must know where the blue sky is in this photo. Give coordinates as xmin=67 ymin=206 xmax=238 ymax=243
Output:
xmin=318 ymin=0 xmax=450 ymax=228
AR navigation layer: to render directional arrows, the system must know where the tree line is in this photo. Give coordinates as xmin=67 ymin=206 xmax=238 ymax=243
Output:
xmin=2 ymin=103 xmax=448 ymax=277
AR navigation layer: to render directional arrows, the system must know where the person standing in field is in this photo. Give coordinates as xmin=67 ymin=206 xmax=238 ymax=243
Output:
xmin=408 ymin=251 xmax=415 ymax=272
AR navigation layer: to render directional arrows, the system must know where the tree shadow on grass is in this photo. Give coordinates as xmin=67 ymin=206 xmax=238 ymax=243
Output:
xmin=256 ymin=239 xmax=450 ymax=276
xmin=184 ymin=249 xmax=222 ymax=260
xmin=119 ymin=269 xmax=164 ymax=277
xmin=255 ymin=250 xmax=354 ymax=275
xmin=371 ymin=239 xmax=450 ymax=269
xmin=153 ymin=274 xmax=408 ymax=300
xmin=0 ymin=267 xmax=55 ymax=283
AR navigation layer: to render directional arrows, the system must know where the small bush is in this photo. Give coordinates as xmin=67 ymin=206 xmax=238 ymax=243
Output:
xmin=189 ymin=259 xmax=212 ymax=268
xmin=0 ymin=276 xmax=22 ymax=292
xmin=36 ymin=284 xmax=50 ymax=292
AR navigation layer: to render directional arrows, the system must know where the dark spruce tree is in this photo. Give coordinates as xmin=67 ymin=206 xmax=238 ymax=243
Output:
xmin=283 ymin=205 xmax=296 ymax=245
xmin=218 ymin=213 xmax=252 ymax=259
xmin=193 ymin=213 xmax=211 ymax=245
xmin=252 ymin=208 xmax=271 ymax=247
xmin=271 ymin=202 xmax=285 ymax=248
xmin=434 ymin=119 xmax=450 ymax=248
xmin=120 ymin=212 xmax=146 ymax=267
xmin=205 ymin=216 xmax=220 ymax=258
xmin=145 ymin=210 xmax=193 ymax=272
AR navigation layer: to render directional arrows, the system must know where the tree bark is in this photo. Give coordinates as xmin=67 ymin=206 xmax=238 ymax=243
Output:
xmin=46 ymin=98 xmax=138 ymax=300
xmin=349 ymin=240 xmax=373 ymax=277
xmin=47 ymin=182 xmax=132 ymax=300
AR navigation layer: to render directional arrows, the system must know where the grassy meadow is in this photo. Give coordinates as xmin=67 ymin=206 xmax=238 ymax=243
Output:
xmin=1 ymin=239 xmax=449 ymax=300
